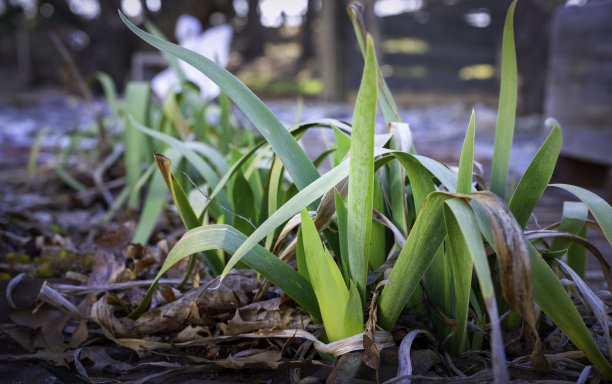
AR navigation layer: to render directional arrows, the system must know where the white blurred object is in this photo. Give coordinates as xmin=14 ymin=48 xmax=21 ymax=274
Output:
xmin=152 ymin=15 xmax=233 ymax=100
xmin=565 ymin=0 xmax=587 ymax=5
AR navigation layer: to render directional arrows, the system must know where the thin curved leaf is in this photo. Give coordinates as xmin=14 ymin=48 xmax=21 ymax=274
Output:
xmin=490 ymin=0 xmax=518 ymax=199
xmin=96 ymin=72 xmax=119 ymax=116
xmin=546 ymin=201 xmax=588 ymax=259
xmin=347 ymin=34 xmax=378 ymax=298
xmin=529 ymin=242 xmax=612 ymax=378
xmin=154 ymin=153 xmax=224 ymax=276
xmin=550 ymin=184 xmax=612 ymax=247
xmin=131 ymin=117 xmax=220 ymax=186
xmin=457 ymin=109 xmax=475 ymax=194
xmin=128 ymin=224 xmax=321 ymax=322
xmin=378 ymin=192 xmax=449 ymax=329
xmin=443 ymin=198 xmax=508 ymax=383
xmin=301 ymin=209 xmax=359 ymax=342
xmin=218 ymin=149 xmax=457 ymax=282
xmin=120 ymin=12 xmax=320 ymax=192
xmin=346 ymin=2 xmax=402 ymax=126
xmin=509 ymin=123 xmax=562 ymax=228
xmin=124 ymin=81 xmax=151 ymax=208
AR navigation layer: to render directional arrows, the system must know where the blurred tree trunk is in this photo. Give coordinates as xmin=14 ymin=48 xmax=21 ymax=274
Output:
xmin=319 ymin=0 xmax=342 ymax=100
xmin=300 ymin=0 xmax=316 ymax=60
xmin=242 ymin=0 xmax=265 ymax=59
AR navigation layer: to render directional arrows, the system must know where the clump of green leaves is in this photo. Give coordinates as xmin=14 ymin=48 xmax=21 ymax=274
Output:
xmin=120 ymin=1 xmax=612 ymax=381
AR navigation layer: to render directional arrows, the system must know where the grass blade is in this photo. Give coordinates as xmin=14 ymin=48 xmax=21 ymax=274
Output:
xmin=220 ymin=156 xmax=353 ymax=278
xmin=413 ymin=155 xmax=458 ymax=193
xmin=128 ymin=224 xmax=321 ymax=322
xmin=550 ymin=184 xmax=612 ymax=247
xmin=546 ymin=201 xmax=588 ymax=260
xmin=347 ymin=2 xmax=402 ymax=125
xmin=217 ymin=149 xmax=455 ymax=283
xmin=443 ymin=198 xmax=508 ymax=382
xmin=154 ymin=153 xmax=224 ymax=275
xmin=457 ymin=110 xmax=475 ymax=194
xmin=120 ymin=12 xmax=320 ymax=192
xmin=509 ymin=123 xmax=562 ymax=228
xmin=332 ymin=124 xmax=351 ymax=167
xmin=219 ymin=147 xmax=391 ymax=280
xmin=131 ymin=117 xmax=220 ymax=186
xmin=490 ymin=0 xmax=518 ymax=200
xmin=162 ymin=90 xmax=191 ymax=136
xmin=95 ymin=72 xmax=119 ymax=116
xmin=468 ymin=191 xmax=547 ymax=369
xmin=301 ymin=209 xmax=359 ymax=342
xmin=567 ymin=226 xmax=588 ymax=278
xmin=347 ymin=35 xmax=378 ymax=298
xmin=369 ymin=176 xmax=386 ymax=270
xmin=296 ymin=228 xmax=309 ymax=283
xmin=335 ymin=189 xmax=350 ymax=284
xmin=143 ymin=20 xmax=188 ymax=84
xmin=529 ymin=242 xmax=612 ymax=378
xmin=378 ymin=192 xmax=450 ymax=329
xmin=155 ymin=153 xmax=199 ymax=228
xmin=264 ymin=156 xmax=285 ymax=250
xmin=132 ymin=171 xmax=166 ymax=243
xmin=124 ymin=81 xmax=151 ymax=208
xmin=443 ymin=200 xmax=472 ymax=353
xmin=27 ymin=127 xmax=51 ymax=178
xmin=345 ymin=280 xmax=365 ymax=339
xmin=387 ymin=123 xmax=412 ymax=236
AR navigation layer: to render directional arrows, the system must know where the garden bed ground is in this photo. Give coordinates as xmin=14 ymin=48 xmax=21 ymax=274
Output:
xmin=0 ymin=89 xmax=610 ymax=383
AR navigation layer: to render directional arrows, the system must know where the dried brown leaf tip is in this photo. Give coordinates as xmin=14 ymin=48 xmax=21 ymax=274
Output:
xmin=363 ymin=279 xmax=394 ymax=379
xmin=153 ymin=151 xmax=173 ymax=192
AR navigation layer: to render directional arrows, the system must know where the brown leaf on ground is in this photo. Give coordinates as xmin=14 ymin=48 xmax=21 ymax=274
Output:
xmin=219 ymin=296 xmax=310 ymax=335
xmin=74 ymin=346 xmax=134 ymax=377
xmin=7 ymin=303 xmax=78 ymax=366
xmin=93 ymin=273 xmax=258 ymax=338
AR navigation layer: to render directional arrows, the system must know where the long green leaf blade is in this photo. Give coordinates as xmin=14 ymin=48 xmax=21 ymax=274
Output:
xmin=154 ymin=153 xmax=224 ymax=275
xmin=96 ymin=72 xmax=119 ymax=116
xmin=443 ymin=199 xmax=472 ymax=353
xmin=387 ymin=122 xmax=412 ymax=237
xmin=551 ymin=184 xmax=612 ymax=247
xmin=124 ymin=81 xmax=151 ymax=208
xmin=378 ymin=192 xmax=449 ymax=329
xmin=347 ymin=2 xmax=402 ymax=125
xmin=457 ymin=109 xmax=475 ymax=194
xmin=335 ymin=189 xmax=350 ymax=284
xmin=490 ymin=0 xmax=518 ymax=200
xmin=120 ymin=12 xmax=320 ymax=192
xmin=347 ymin=34 xmax=378 ymax=298
xmin=547 ymin=201 xmax=588 ymax=259
xmin=301 ymin=209 xmax=355 ymax=342
xmin=218 ymin=149 xmax=454 ymax=282
xmin=132 ymin=171 xmax=166 ymax=243
xmin=131 ymin=117 xmax=220 ymax=185
xmin=530 ymin=242 xmax=612 ymax=378
xmin=509 ymin=123 xmax=562 ymax=228
xmin=344 ymin=280 xmax=365 ymax=339
xmin=443 ymin=198 xmax=508 ymax=382
xmin=567 ymin=226 xmax=588 ymax=277
xmin=369 ymin=176 xmax=386 ymax=270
